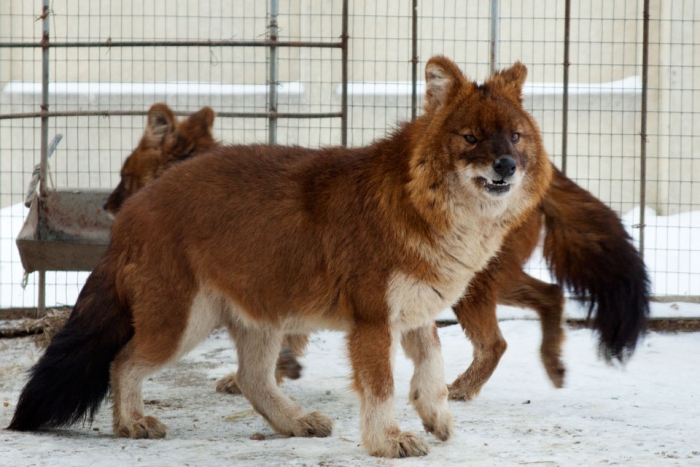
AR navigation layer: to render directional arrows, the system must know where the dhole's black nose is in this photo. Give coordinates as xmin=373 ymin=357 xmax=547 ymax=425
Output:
xmin=493 ymin=156 xmax=516 ymax=178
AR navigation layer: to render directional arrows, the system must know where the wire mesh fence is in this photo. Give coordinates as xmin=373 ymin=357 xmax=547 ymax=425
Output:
xmin=1 ymin=0 xmax=698 ymax=311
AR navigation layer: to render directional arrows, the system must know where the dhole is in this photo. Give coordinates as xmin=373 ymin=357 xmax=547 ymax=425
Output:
xmin=109 ymin=76 xmax=646 ymax=402
xmin=105 ymin=70 xmax=647 ymax=407
xmin=103 ymin=105 xmax=218 ymax=214
xmin=9 ymin=57 xmax=554 ymax=457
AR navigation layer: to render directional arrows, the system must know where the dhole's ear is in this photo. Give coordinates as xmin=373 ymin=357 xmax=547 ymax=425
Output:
xmin=489 ymin=62 xmax=528 ymax=102
xmin=189 ymin=107 xmax=216 ymax=131
xmin=145 ymin=103 xmax=176 ymax=146
xmin=424 ymin=56 xmax=467 ymax=112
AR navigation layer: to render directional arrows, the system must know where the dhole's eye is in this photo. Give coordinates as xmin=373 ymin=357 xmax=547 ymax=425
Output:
xmin=511 ymin=132 xmax=520 ymax=143
xmin=464 ymin=134 xmax=477 ymax=144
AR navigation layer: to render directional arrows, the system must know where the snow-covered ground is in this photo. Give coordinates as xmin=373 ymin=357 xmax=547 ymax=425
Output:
xmin=1 ymin=319 xmax=699 ymax=466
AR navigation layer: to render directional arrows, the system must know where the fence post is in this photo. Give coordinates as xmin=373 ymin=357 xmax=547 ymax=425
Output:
xmin=639 ymin=0 xmax=650 ymax=260
xmin=37 ymin=0 xmax=51 ymax=317
xmin=411 ymin=0 xmax=418 ymax=121
xmin=268 ymin=0 xmax=279 ymax=145
xmin=341 ymin=0 xmax=349 ymax=146
xmin=490 ymin=0 xmax=499 ymax=76
xmin=561 ymin=0 xmax=571 ymax=175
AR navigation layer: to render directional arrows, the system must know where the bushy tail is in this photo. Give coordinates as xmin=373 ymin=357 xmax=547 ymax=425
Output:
xmin=541 ymin=167 xmax=650 ymax=362
xmin=8 ymin=257 xmax=133 ymax=431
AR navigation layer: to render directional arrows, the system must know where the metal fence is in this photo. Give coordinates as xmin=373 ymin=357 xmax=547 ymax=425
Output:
xmin=1 ymin=0 xmax=698 ymax=312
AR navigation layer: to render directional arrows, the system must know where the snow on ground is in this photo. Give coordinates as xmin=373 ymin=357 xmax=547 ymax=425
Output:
xmin=1 ymin=318 xmax=699 ymax=467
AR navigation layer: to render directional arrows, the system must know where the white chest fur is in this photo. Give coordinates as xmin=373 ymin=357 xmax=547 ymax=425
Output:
xmin=386 ymin=208 xmax=510 ymax=331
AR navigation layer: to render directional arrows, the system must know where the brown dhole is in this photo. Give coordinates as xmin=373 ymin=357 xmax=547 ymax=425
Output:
xmin=106 ymin=97 xmax=648 ymax=401
xmin=103 ymin=104 xmax=218 ymax=214
xmin=10 ymin=57 xmax=555 ymax=457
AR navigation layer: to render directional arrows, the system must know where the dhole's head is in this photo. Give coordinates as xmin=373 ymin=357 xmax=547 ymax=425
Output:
xmin=412 ymin=56 xmax=552 ymax=221
xmin=104 ymin=104 xmax=217 ymax=214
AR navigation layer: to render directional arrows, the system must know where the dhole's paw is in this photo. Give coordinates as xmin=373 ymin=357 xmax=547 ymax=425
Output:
xmin=277 ymin=348 xmax=303 ymax=380
xmin=410 ymin=389 xmax=453 ymax=441
xmin=370 ymin=431 xmax=430 ymax=458
xmin=290 ymin=411 xmax=333 ymax=437
xmin=422 ymin=408 xmax=453 ymax=441
xmin=542 ymin=353 xmax=566 ymax=389
xmin=115 ymin=416 xmax=167 ymax=439
xmin=447 ymin=381 xmax=479 ymax=402
xmin=215 ymin=372 xmax=242 ymax=395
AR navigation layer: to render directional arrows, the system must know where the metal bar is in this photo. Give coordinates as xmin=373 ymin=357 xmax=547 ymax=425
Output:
xmin=341 ymin=0 xmax=349 ymax=146
xmin=39 ymin=1 xmax=49 ymax=199
xmin=0 ymin=40 xmax=344 ymax=49
xmin=639 ymin=0 xmax=650 ymax=260
xmin=268 ymin=0 xmax=279 ymax=144
xmin=37 ymin=271 xmax=46 ymax=318
xmin=490 ymin=0 xmax=499 ymax=76
xmin=38 ymin=0 xmax=50 ymax=316
xmin=561 ymin=0 xmax=571 ymax=175
xmin=411 ymin=0 xmax=418 ymax=121
xmin=0 ymin=110 xmax=344 ymax=120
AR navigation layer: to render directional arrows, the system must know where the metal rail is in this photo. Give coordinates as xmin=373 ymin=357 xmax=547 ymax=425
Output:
xmin=0 ymin=40 xmax=343 ymax=48
xmin=0 ymin=110 xmax=344 ymax=120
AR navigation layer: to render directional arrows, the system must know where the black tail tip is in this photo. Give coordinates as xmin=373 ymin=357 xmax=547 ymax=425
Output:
xmin=7 ymin=406 xmax=46 ymax=432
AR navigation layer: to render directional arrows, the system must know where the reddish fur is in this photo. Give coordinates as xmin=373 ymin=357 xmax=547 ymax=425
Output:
xmin=104 ymin=104 xmax=218 ymax=214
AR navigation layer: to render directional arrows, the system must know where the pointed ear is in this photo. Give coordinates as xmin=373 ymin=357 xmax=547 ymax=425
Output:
xmin=489 ymin=62 xmax=528 ymax=102
xmin=188 ymin=106 xmax=216 ymax=131
xmin=424 ymin=56 xmax=467 ymax=112
xmin=145 ymin=103 xmax=176 ymax=147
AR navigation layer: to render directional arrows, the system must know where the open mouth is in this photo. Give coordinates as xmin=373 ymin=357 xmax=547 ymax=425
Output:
xmin=475 ymin=177 xmax=511 ymax=195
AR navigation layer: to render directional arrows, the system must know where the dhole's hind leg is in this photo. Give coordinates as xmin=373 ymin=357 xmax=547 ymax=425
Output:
xmin=349 ymin=321 xmax=429 ymax=458
xmin=110 ymin=340 xmax=169 ymax=439
xmin=499 ymin=271 xmax=566 ymax=387
xmin=215 ymin=334 xmax=307 ymax=395
xmin=227 ymin=324 xmax=331 ymax=437
xmin=449 ymin=278 xmax=506 ymax=401
xmin=111 ymin=288 xmax=222 ymax=439
xmin=401 ymin=324 xmax=453 ymax=441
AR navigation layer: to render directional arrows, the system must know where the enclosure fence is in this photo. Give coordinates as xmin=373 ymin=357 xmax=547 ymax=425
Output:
xmin=1 ymin=0 xmax=699 ymax=312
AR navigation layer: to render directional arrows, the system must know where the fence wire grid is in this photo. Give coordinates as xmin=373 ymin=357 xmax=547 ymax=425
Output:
xmin=1 ymin=0 xmax=699 ymax=310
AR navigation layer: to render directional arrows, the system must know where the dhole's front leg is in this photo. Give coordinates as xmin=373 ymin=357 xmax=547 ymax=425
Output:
xmin=348 ymin=321 xmax=432 ymax=458
xmin=401 ymin=324 xmax=453 ymax=440
xmin=228 ymin=324 xmax=332 ymax=437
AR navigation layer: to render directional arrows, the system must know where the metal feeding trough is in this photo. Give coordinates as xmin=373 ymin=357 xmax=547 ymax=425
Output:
xmin=14 ymin=134 xmax=114 ymax=313
xmin=16 ymin=188 xmax=112 ymax=273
